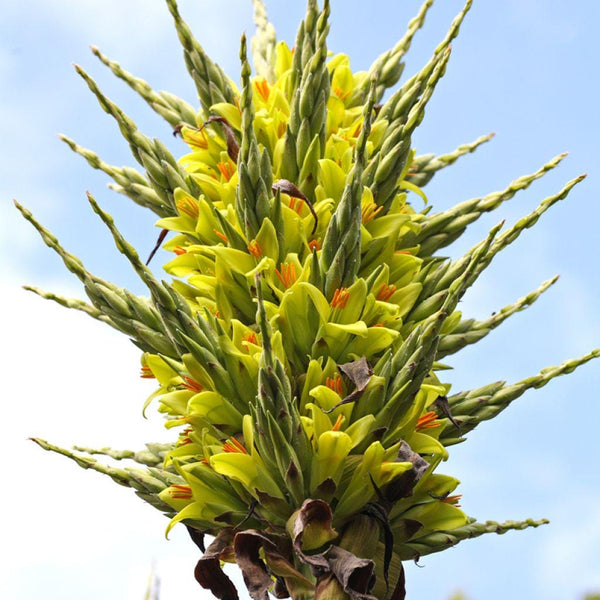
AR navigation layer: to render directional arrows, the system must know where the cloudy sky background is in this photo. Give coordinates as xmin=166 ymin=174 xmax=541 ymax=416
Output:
xmin=2 ymin=1 xmax=599 ymax=598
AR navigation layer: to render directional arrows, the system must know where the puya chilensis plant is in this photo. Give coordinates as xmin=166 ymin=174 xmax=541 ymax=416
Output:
xmin=17 ymin=1 xmax=597 ymax=599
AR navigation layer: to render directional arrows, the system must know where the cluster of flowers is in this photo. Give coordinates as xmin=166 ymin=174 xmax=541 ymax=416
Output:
xmin=20 ymin=1 xmax=594 ymax=599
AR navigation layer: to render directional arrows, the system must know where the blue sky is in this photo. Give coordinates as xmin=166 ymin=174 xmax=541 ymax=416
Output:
xmin=2 ymin=1 xmax=599 ymax=599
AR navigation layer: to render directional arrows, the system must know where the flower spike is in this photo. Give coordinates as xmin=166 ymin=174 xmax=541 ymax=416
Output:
xmin=19 ymin=2 xmax=597 ymax=598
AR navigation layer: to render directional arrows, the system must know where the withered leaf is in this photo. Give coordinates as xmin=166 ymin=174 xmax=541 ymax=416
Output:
xmin=186 ymin=525 xmax=206 ymax=553
xmin=273 ymin=577 xmax=290 ymax=599
xmin=384 ymin=441 xmax=429 ymax=503
xmin=233 ymin=530 xmax=275 ymax=600
xmin=200 ymin=115 xmax=240 ymax=162
xmin=193 ymin=529 xmax=239 ymax=600
xmin=389 ymin=562 xmax=406 ymax=600
xmin=323 ymin=357 xmax=373 ymax=414
xmin=432 ymin=395 xmax=461 ymax=432
xmin=293 ymin=499 xmax=335 ymax=573
xmin=145 ymin=228 xmax=168 ymax=266
xmin=393 ymin=519 xmax=423 ymax=543
xmin=235 ymin=530 xmax=313 ymax=600
xmin=361 ymin=503 xmax=392 ymax=596
xmin=293 ymin=501 xmax=378 ymax=600
xmin=313 ymin=477 xmax=337 ymax=501
xmin=326 ymin=546 xmax=377 ymax=600
xmin=272 ymin=179 xmax=318 ymax=234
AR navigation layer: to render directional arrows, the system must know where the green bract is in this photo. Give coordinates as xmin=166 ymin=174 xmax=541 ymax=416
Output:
xmin=19 ymin=1 xmax=597 ymax=599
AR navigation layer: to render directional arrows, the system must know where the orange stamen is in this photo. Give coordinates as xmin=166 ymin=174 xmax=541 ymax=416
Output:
xmin=277 ymin=120 xmax=287 ymax=138
xmin=416 ymin=411 xmax=439 ymax=431
xmin=217 ymin=160 xmax=235 ymax=182
xmin=247 ymin=240 xmax=263 ymax=259
xmin=182 ymin=128 xmax=209 ymax=149
xmin=333 ymin=86 xmax=350 ymax=101
xmin=213 ymin=229 xmax=229 ymax=245
xmin=331 ymin=414 xmax=344 ymax=431
xmin=331 ymin=287 xmax=350 ymax=309
xmin=275 ymin=262 xmax=297 ymax=288
xmin=326 ymin=376 xmax=343 ymax=395
xmin=441 ymin=494 xmax=462 ymax=507
xmin=376 ymin=283 xmax=397 ymax=302
xmin=173 ymin=245 xmax=187 ymax=255
xmin=254 ymin=78 xmax=270 ymax=102
xmin=242 ymin=331 xmax=258 ymax=347
xmin=362 ymin=202 xmax=383 ymax=224
xmin=223 ymin=437 xmax=248 ymax=454
xmin=308 ymin=239 xmax=322 ymax=252
xmin=182 ymin=376 xmax=203 ymax=393
xmin=177 ymin=428 xmax=194 ymax=447
xmin=170 ymin=484 xmax=192 ymax=500
xmin=176 ymin=194 xmax=199 ymax=219
xmin=140 ymin=365 xmax=154 ymax=379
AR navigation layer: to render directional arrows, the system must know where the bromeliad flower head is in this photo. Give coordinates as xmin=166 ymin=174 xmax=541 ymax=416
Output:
xmin=18 ymin=0 xmax=597 ymax=599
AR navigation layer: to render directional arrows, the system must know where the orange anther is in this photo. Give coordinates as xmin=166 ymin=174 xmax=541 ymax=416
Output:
xmin=223 ymin=437 xmax=248 ymax=454
xmin=176 ymin=194 xmax=200 ymax=219
xmin=288 ymin=196 xmax=303 ymax=215
xmin=362 ymin=202 xmax=383 ymax=224
xmin=326 ymin=376 xmax=343 ymax=395
xmin=213 ymin=229 xmax=230 ymax=245
xmin=308 ymin=239 xmax=322 ymax=252
xmin=277 ymin=121 xmax=287 ymax=138
xmin=173 ymin=245 xmax=187 ymax=255
xmin=275 ymin=262 xmax=297 ymax=288
xmin=242 ymin=331 xmax=258 ymax=347
xmin=182 ymin=376 xmax=203 ymax=393
xmin=376 ymin=283 xmax=397 ymax=302
xmin=247 ymin=240 xmax=263 ymax=259
xmin=441 ymin=494 xmax=462 ymax=507
xmin=416 ymin=411 xmax=439 ymax=431
xmin=331 ymin=287 xmax=350 ymax=309
xmin=182 ymin=128 xmax=209 ymax=149
xmin=140 ymin=365 xmax=155 ymax=379
xmin=331 ymin=414 xmax=344 ymax=431
xmin=170 ymin=484 xmax=193 ymax=500
xmin=217 ymin=160 xmax=235 ymax=182
xmin=333 ymin=86 xmax=350 ymax=101
xmin=177 ymin=427 xmax=193 ymax=446
xmin=177 ymin=435 xmax=193 ymax=447
xmin=254 ymin=78 xmax=270 ymax=102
